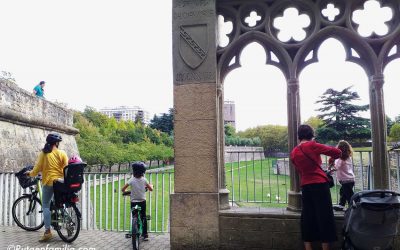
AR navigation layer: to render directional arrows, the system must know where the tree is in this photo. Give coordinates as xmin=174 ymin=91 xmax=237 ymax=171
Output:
xmin=238 ymin=125 xmax=288 ymax=152
xmin=224 ymin=124 xmax=262 ymax=147
xmin=386 ymin=115 xmax=394 ymax=136
xmin=150 ymin=108 xmax=174 ymax=135
xmin=315 ymin=86 xmax=370 ymax=143
xmin=73 ymin=110 xmax=174 ymax=166
xmin=389 ymin=123 xmax=400 ymax=142
xmin=304 ymin=116 xmax=324 ymax=130
xmin=224 ymin=124 xmax=235 ymax=137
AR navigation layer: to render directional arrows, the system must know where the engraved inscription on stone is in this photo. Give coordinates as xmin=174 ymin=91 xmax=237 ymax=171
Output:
xmin=179 ymin=24 xmax=208 ymax=69
xmin=173 ymin=9 xmax=215 ymax=20
xmin=175 ymin=71 xmax=213 ymax=82
xmin=175 ymin=0 xmax=210 ymax=8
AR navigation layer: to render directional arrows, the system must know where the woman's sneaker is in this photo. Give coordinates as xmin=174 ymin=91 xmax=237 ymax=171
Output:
xmin=333 ymin=205 xmax=344 ymax=211
xmin=39 ymin=231 xmax=53 ymax=242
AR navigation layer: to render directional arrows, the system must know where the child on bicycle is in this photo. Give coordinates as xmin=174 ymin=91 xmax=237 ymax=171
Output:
xmin=329 ymin=140 xmax=355 ymax=211
xmin=121 ymin=162 xmax=153 ymax=241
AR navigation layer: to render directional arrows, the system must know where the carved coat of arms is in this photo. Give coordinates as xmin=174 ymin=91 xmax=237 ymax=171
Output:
xmin=179 ymin=24 xmax=208 ymax=69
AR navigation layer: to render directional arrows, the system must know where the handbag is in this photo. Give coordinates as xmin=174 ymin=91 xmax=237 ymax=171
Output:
xmin=324 ymin=170 xmax=335 ymax=188
xmin=298 ymin=145 xmax=335 ymax=188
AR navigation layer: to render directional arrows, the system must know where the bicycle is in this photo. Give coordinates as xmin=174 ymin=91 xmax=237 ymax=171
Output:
xmin=123 ymin=191 xmax=148 ymax=250
xmin=12 ymin=165 xmax=83 ymax=243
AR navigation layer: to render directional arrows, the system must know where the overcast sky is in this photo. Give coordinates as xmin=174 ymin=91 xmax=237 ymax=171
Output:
xmin=0 ymin=0 xmax=173 ymax=117
xmin=1 ymin=0 xmax=399 ymax=131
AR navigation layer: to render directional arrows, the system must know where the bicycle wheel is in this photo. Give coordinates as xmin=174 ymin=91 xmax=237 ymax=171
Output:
xmin=12 ymin=195 xmax=44 ymax=231
xmin=132 ymin=217 xmax=140 ymax=250
xmin=55 ymin=204 xmax=81 ymax=243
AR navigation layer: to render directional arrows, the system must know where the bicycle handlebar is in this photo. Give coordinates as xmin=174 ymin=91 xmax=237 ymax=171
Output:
xmin=389 ymin=143 xmax=400 ymax=151
xmin=122 ymin=191 xmax=131 ymax=196
xmin=122 ymin=188 xmax=148 ymax=196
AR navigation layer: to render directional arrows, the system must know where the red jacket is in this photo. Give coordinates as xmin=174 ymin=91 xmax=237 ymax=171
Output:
xmin=290 ymin=140 xmax=342 ymax=186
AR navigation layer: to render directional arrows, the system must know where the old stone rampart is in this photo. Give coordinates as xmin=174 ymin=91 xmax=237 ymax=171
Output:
xmin=0 ymin=79 xmax=79 ymax=172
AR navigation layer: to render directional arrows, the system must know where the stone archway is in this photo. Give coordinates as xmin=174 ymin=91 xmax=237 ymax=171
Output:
xmin=171 ymin=0 xmax=400 ymax=249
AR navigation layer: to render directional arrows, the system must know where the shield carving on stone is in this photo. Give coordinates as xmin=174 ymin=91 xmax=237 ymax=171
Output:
xmin=179 ymin=24 xmax=208 ymax=69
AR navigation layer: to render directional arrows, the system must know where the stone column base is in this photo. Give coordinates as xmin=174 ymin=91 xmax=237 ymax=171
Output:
xmin=219 ymin=188 xmax=230 ymax=210
xmin=170 ymin=193 xmax=220 ymax=250
xmin=287 ymin=191 xmax=302 ymax=212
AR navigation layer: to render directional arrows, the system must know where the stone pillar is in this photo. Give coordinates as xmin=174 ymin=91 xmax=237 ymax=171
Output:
xmin=218 ymin=84 xmax=230 ymax=210
xmin=369 ymin=74 xmax=389 ymax=189
xmin=171 ymin=0 xmax=220 ymax=249
xmin=286 ymin=78 xmax=302 ymax=211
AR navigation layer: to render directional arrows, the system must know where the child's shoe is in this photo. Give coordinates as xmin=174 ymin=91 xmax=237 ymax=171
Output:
xmin=142 ymin=234 xmax=149 ymax=241
xmin=333 ymin=204 xmax=344 ymax=211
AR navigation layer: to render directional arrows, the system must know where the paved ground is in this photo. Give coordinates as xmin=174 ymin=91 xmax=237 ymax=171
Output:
xmin=0 ymin=226 xmax=170 ymax=250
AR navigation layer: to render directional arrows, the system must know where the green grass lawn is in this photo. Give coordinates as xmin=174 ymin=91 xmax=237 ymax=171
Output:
xmin=225 ymin=158 xmax=351 ymax=205
xmin=225 ymin=158 xmax=290 ymax=204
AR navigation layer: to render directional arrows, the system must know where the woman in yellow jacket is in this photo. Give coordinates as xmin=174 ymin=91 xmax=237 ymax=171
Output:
xmin=28 ymin=133 xmax=68 ymax=242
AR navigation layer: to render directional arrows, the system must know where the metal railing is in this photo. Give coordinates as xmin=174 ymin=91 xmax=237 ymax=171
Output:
xmin=225 ymin=151 xmax=289 ymax=206
xmin=0 ymin=172 xmax=19 ymax=227
xmin=80 ymin=170 xmax=173 ymax=233
xmin=2 ymin=150 xmax=400 ymax=228
xmin=225 ymin=150 xmax=400 ymax=206
xmin=0 ymin=169 xmax=174 ymax=233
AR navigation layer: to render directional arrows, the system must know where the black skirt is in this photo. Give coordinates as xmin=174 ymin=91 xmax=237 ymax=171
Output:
xmin=301 ymin=182 xmax=337 ymax=242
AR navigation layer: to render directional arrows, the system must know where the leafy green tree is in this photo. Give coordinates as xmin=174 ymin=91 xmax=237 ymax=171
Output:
xmin=238 ymin=125 xmax=288 ymax=152
xmin=224 ymin=124 xmax=236 ymax=137
xmin=314 ymin=127 xmax=340 ymax=142
xmin=150 ymin=108 xmax=174 ymax=135
xmin=252 ymin=137 xmax=261 ymax=146
xmin=389 ymin=123 xmax=400 ymax=141
xmin=83 ymin=107 xmax=109 ymax=128
xmin=73 ymin=112 xmax=101 ymax=139
xmin=73 ymin=109 xmax=174 ymax=166
xmin=124 ymin=143 xmax=149 ymax=162
xmin=304 ymin=116 xmax=324 ymax=130
xmin=160 ymin=133 xmax=174 ymax=147
xmin=224 ymin=124 xmax=262 ymax=147
xmin=130 ymin=122 xmax=146 ymax=143
xmin=315 ymin=86 xmax=370 ymax=143
xmin=386 ymin=115 xmax=394 ymax=136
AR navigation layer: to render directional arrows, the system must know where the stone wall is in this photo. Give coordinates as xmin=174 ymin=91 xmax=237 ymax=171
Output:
xmin=219 ymin=207 xmax=400 ymax=250
xmin=0 ymin=79 xmax=79 ymax=172
xmin=225 ymin=146 xmax=265 ymax=163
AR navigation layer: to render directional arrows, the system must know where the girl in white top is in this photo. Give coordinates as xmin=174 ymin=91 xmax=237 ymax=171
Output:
xmin=332 ymin=140 xmax=355 ymax=211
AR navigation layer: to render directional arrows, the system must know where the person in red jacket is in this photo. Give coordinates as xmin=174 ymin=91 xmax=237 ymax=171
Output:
xmin=290 ymin=124 xmax=342 ymax=250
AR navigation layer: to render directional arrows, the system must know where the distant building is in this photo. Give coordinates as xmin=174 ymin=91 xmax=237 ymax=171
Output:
xmin=99 ymin=106 xmax=150 ymax=124
xmin=224 ymin=100 xmax=236 ymax=129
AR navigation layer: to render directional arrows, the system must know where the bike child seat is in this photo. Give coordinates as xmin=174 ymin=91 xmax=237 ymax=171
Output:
xmin=63 ymin=162 xmax=86 ymax=192
xmin=53 ymin=162 xmax=86 ymax=207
